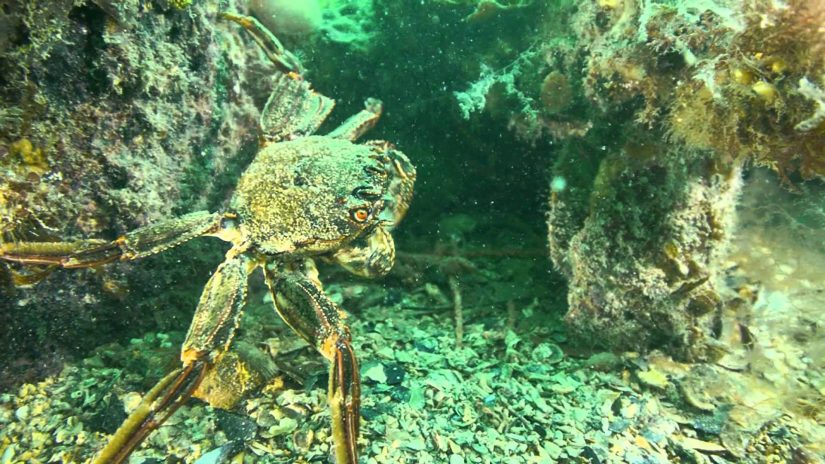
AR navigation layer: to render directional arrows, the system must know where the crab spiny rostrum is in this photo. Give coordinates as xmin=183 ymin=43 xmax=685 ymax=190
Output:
xmin=0 ymin=13 xmax=415 ymax=464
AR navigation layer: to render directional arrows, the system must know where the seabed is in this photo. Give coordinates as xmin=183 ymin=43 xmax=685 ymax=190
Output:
xmin=2 ymin=178 xmax=824 ymax=464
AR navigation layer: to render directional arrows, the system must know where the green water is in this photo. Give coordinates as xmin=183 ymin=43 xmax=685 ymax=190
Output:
xmin=0 ymin=0 xmax=823 ymax=462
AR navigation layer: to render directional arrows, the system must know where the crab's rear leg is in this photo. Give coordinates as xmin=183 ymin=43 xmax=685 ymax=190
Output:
xmin=219 ymin=12 xmax=303 ymax=75
xmin=258 ymin=73 xmax=336 ymax=143
xmin=92 ymin=253 xmax=251 ymax=464
xmin=263 ymin=261 xmax=361 ymax=464
xmin=221 ymin=12 xmax=335 ymax=143
xmin=0 ymin=211 xmax=226 ymax=269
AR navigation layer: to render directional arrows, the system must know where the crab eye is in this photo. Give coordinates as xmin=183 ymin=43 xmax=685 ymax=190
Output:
xmin=351 ymin=207 xmax=370 ymax=223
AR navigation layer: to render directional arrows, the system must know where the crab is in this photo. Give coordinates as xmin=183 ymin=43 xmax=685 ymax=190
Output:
xmin=0 ymin=13 xmax=415 ymax=464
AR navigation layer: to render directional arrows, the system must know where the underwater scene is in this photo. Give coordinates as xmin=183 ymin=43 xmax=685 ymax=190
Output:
xmin=0 ymin=0 xmax=824 ymax=463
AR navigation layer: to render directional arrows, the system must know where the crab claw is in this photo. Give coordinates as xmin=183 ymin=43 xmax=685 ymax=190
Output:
xmin=327 ymin=336 xmax=361 ymax=464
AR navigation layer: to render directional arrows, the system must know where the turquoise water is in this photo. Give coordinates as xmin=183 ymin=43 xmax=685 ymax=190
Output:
xmin=0 ymin=1 xmax=823 ymax=462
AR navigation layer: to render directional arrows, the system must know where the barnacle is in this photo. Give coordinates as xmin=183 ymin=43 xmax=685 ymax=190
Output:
xmin=731 ymin=67 xmax=755 ymax=85
xmin=9 ymin=138 xmax=48 ymax=174
xmin=539 ymin=71 xmax=573 ymax=115
xmin=168 ymin=0 xmax=193 ymax=9
xmin=751 ymin=81 xmax=777 ymax=103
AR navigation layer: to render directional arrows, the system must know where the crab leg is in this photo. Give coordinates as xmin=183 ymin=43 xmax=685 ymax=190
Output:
xmin=0 ymin=211 xmax=224 ymax=268
xmin=92 ymin=253 xmax=251 ymax=464
xmin=92 ymin=362 xmax=208 ymax=464
xmin=258 ymin=73 xmax=336 ymax=143
xmin=263 ymin=263 xmax=361 ymax=464
xmin=327 ymin=98 xmax=383 ymax=141
xmin=221 ymin=12 xmax=337 ymax=143
xmin=220 ymin=12 xmax=303 ymax=75
xmin=331 ymin=226 xmax=395 ymax=278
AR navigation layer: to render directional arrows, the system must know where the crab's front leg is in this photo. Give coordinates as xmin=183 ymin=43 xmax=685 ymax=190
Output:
xmin=0 ymin=211 xmax=224 ymax=268
xmin=92 ymin=252 xmax=251 ymax=464
xmin=330 ymin=226 xmax=395 ymax=278
xmin=263 ymin=260 xmax=361 ymax=464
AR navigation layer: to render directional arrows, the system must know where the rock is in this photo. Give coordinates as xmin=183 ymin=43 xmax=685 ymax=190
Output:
xmin=362 ymin=361 xmax=406 ymax=385
xmin=384 ymin=362 xmax=406 ymax=385
xmin=215 ymin=410 xmax=258 ymax=442
xmin=674 ymin=436 xmax=727 ymax=453
xmin=414 ymin=339 xmax=438 ymax=353
xmin=1 ymin=444 xmax=16 ymax=464
xmin=409 ymin=386 xmax=426 ymax=410
xmin=362 ymin=362 xmax=388 ymax=384
xmin=13 ymin=405 xmax=28 ymax=421
xmin=532 ymin=342 xmax=564 ymax=364
xmin=585 ymin=352 xmax=623 ymax=371
xmin=691 ymin=407 xmax=729 ymax=435
xmin=361 ymin=406 xmax=383 ymax=421
xmin=265 ymin=417 xmax=298 ymax=438
xmin=193 ymin=441 xmax=243 ymax=464
xmin=637 ymin=369 xmax=669 ymax=389
xmin=581 ymin=445 xmax=605 ymax=463
xmin=544 ymin=441 xmax=563 ymax=459
xmin=86 ymin=394 xmax=127 ymax=434
xmin=390 ymin=385 xmax=411 ymax=402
